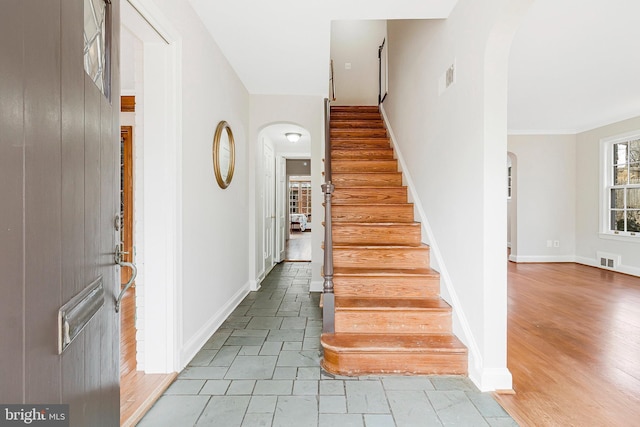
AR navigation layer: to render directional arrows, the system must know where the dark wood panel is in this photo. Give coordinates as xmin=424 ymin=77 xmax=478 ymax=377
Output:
xmin=23 ymin=0 xmax=62 ymax=404
xmin=121 ymin=95 xmax=136 ymax=112
xmin=0 ymin=0 xmax=26 ymax=404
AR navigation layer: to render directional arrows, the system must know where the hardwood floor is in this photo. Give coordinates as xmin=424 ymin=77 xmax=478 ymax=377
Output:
xmin=285 ymin=231 xmax=312 ymax=261
xmin=120 ymin=370 xmax=176 ymax=427
xmin=495 ymin=261 xmax=640 ymax=426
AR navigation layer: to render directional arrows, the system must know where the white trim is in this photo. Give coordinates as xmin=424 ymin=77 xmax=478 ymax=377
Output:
xmin=124 ymin=0 xmax=183 ymax=374
xmin=598 ymin=232 xmax=640 ymax=242
xmin=599 ymin=129 xmax=640 ymax=238
xmin=508 ymin=111 xmax=640 ymax=136
xmin=380 ymin=105 xmax=484 ymax=383
xmin=509 ymin=255 xmax=576 ymax=263
xmin=248 ymin=279 xmax=261 ymax=292
xmin=125 ymin=0 xmax=178 ymax=44
xmin=473 ymin=368 xmax=513 ymax=393
xmin=508 ymin=128 xmax=578 ymax=136
xmin=575 ymin=256 xmax=640 ymax=278
xmin=179 ymin=282 xmax=250 ymax=369
xmin=310 ymin=280 xmax=323 ymax=293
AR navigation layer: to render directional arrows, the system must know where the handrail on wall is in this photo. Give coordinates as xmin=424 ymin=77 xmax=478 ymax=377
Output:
xmin=330 ymin=60 xmax=336 ymax=102
xmin=322 ymin=97 xmax=335 ymax=333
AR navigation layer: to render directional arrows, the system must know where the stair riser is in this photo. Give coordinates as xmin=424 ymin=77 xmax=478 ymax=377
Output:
xmin=330 ymin=113 xmax=382 ymax=121
xmin=331 ymin=106 xmax=379 ymax=113
xmin=332 ymin=205 xmax=415 ymax=223
xmin=331 ymin=139 xmax=391 ymax=150
xmin=321 ymin=351 xmax=468 ymax=376
xmin=333 ymin=160 xmax=398 ymax=173
xmin=332 ymin=173 xmax=402 ymax=188
xmin=335 ymin=310 xmax=451 ymax=334
xmin=334 ymin=276 xmax=440 ymax=298
xmin=331 ymin=129 xmax=388 ymax=139
xmin=333 ymin=247 xmax=430 ymax=269
xmin=332 ymin=188 xmax=407 ymax=204
xmin=332 ymin=224 xmax=421 ymax=246
xmin=331 ymin=149 xmax=394 ymax=160
xmin=331 ymin=120 xmax=385 ymax=129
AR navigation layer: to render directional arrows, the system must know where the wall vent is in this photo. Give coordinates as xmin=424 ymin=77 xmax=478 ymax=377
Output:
xmin=596 ymin=251 xmax=621 ymax=270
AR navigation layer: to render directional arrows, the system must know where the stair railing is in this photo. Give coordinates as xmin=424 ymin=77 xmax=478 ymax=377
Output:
xmin=322 ymin=97 xmax=335 ymax=333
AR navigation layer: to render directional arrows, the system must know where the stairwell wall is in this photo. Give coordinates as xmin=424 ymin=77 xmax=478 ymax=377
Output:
xmin=384 ymin=0 xmax=533 ymax=391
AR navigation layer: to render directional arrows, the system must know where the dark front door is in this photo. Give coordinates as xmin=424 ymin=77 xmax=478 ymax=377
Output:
xmin=0 ymin=1 xmax=121 ymax=425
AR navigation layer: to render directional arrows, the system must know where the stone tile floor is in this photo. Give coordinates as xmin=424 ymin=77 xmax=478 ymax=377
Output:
xmin=138 ymin=262 xmax=517 ymax=426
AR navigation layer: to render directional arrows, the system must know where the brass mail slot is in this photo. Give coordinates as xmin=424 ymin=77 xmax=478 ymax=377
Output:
xmin=58 ymin=276 xmax=104 ymax=354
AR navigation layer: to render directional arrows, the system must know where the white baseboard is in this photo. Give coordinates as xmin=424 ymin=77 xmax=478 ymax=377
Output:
xmin=575 ymin=256 xmax=640 ymax=277
xmin=510 ymin=255 xmax=576 ymax=263
xmin=310 ymin=280 xmax=323 ymax=293
xmin=249 ymin=280 xmax=261 ymax=292
xmin=470 ymin=367 xmax=514 ymax=393
xmin=179 ymin=282 xmax=250 ymax=369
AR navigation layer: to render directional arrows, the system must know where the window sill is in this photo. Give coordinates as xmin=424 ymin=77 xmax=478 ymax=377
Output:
xmin=599 ymin=233 xmax=640 ymax=242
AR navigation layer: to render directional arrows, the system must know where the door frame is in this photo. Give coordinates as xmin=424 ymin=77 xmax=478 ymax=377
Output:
xmin=121 ymin=0 xmax=182 ymax=372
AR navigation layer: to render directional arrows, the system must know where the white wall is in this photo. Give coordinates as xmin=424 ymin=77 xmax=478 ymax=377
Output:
xmin=150 ymin=0 xmax=251 ymax=369
xmin=330 ymin=20 xmax=387 ymax=106
xmin=249 ymin=95 xmax=325 ymax=291
xmin=508 ymin=135 xmax=577 ymax=262
xmin=575 ymin=116 xmax=640 ymax=275
xmin=383 ymin=0 xmax=533 ymax=391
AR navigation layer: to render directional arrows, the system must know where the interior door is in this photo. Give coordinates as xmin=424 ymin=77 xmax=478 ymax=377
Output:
xmin=264 ymin=144 xmax=275 ymax=274
xmin=275 ymin=156 xmax=287 ymax=262
xmin=0 ymin=1 xmax=121 ymax=425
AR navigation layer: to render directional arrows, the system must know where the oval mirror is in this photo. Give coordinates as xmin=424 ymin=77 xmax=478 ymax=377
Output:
xmin=212 ymin=121 xmax=236 ymax=189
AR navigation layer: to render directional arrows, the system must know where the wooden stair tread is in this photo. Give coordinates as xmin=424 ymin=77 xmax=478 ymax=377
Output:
xmin=333 ymin=243 xmax=429 ymax=249
xmin=336 ymin=297 xmax=450 ymax=311
xmin=332 ymin=221 xmax=420 ymax=226
xmin=333 ymin=266 xmax=439 ymax=277
xmin=321 ymin=333 xmax=467 ymax=353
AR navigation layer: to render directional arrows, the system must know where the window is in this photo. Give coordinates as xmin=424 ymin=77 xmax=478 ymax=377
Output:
xmin=289 ymin=177 xmax=311 ymax=218
xmin=602 ymin=131 xmax=640 ymax=237
xmin=84 ymin=0 xmax=111 ymax=99
xmin=507 ymin=166 xmax=512 ymax=199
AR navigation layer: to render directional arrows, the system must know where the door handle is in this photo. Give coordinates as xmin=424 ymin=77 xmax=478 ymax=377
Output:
xmin=115 ymin=244 xmax=138 ymax=313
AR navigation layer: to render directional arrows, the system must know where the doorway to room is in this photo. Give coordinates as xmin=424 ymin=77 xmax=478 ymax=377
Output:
xmin=287 ymin=175 xmax=312 ymax=261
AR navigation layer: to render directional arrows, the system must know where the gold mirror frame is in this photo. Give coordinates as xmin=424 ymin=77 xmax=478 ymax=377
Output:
xmin=212 ymin=121 xmax=236 ymax=189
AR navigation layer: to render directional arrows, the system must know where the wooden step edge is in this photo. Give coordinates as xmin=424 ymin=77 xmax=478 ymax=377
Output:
xmin=332 ymin=171 xmax=400 ymax=175
xmin=333 ymin=243 xmax=429 ymax=249
xmin=332 ymin=186 xmax=406 ymax=190
xmin=321 ymin=333 xmax=468 ymax=354
xmin=333 ymin=267 xmax=438 ymax=277
xmin=331 ymin=221 xmax=421 ymax=227
xmin=335 ymin=297 xmax=451 ymax=311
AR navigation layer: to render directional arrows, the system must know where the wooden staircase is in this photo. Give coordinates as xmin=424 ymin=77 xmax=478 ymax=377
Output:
xmin=320 ymin=105 xmax=468 ymax=376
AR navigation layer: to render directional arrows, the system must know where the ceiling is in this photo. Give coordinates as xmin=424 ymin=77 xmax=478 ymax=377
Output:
xmin=188 ymin=0 xmax=457 ymax=96
xmin=181 ymin=0 xmax=639 ymax=134
xmin=508 ymin=0 xmax=640 ymax=133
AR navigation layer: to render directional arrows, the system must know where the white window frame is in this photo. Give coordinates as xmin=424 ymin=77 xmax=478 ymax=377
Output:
xmin=600 ymin=130 xmax=640 ymax=240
